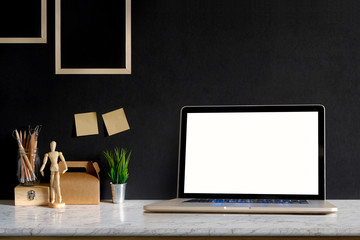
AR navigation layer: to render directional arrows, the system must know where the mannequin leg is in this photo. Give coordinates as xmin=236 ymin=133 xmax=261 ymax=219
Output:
xmin=55 ymin=172 xmax=62 ymax=203
xmin=48 ymin=171 xmax=65 ymax=208
xmin=50 ymin=172 xmax=55 ymax=204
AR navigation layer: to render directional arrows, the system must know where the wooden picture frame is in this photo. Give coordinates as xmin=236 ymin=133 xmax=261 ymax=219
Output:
xmin=55 ymin=0 xmax=131 ymax=74
xmin=0 ymin=0 xmax=47 ymax=44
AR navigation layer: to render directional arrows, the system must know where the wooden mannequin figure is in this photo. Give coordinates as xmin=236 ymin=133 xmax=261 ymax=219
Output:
xmin=40 ymin=141 xmax=68 ymax=208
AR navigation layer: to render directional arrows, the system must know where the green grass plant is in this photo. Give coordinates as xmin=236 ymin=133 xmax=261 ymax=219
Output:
xmin=103 ymin=147 xmax=131 ymax=184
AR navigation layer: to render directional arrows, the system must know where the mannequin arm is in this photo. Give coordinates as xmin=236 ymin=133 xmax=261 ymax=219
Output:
xmin=59 ymin=152 xmax=68 ymax=174
xmin=40 ymin=153 xmax=48 ymax=176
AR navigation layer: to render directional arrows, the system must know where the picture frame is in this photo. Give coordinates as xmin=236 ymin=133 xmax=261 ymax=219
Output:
xmin=55 ymin=0 xmax=131 ymax=74
xmin=0 ymin=0 xmax=47 ymax=44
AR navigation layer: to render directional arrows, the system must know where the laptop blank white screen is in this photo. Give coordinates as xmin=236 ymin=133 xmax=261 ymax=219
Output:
xmin=184 ymin=112 xmax=319 ymax=195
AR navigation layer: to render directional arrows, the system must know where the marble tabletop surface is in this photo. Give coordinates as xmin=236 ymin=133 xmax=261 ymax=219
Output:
xmin=0 ymin=200 xmax=359 ymax=237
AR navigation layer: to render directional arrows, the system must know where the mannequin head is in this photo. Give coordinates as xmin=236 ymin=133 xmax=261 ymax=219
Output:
xmin=50 ymin=141 xmax=57 ymax=152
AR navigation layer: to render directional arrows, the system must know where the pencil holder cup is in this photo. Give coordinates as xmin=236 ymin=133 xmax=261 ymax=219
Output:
xmin=17 ymin=148 xmax=41 ymax=186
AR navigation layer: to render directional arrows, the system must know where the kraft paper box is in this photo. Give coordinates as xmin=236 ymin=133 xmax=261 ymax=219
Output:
xmin=59 ymin=161 xmax=100 ymax=204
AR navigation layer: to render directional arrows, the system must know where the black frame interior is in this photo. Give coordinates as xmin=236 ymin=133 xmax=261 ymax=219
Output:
xmin=177 ymin=105 xmax=325 ymax=200
xmin=60 ymin=0 xmax=126 ymax=68
xmin=0 ymin=0 xmax=42 ymax=37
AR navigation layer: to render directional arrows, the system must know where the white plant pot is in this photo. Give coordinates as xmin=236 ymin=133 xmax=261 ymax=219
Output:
xmin=110 ymin=183 xmax=126 ymax=204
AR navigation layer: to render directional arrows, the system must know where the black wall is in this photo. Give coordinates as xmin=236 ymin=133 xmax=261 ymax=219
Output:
xmin=1 ymin=0 xmax=360 ymax=200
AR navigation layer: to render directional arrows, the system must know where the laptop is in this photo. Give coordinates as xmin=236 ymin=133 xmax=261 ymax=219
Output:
xmin=144 ymin=105 xmax=337 ymax=214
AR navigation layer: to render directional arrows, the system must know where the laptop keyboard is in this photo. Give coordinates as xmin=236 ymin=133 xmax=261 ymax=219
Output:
xmin=184 ymin=199 xmax=308 ymax=204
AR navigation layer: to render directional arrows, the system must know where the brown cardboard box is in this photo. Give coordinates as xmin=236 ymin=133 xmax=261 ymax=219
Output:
xmin=59 ymin=161 xmax=100 ymax=204
xmin=14 ymin=183 xmax=50 ymax=206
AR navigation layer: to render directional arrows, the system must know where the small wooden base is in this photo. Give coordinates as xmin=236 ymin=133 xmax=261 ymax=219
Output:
xmin=49 ymin=202 xmax=65 ymax=208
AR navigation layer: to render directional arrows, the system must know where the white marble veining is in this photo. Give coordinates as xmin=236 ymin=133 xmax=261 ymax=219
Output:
xmin=0 ymin=200 xmax=359 ymax=236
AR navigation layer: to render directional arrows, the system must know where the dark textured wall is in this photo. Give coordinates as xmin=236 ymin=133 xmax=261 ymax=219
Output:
xmin=1 ymin=0 xmax=360 ymax=200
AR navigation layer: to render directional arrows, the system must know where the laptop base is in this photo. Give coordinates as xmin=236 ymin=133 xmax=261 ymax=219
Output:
xmin=144 ymin=198 xmax=337 ymax=214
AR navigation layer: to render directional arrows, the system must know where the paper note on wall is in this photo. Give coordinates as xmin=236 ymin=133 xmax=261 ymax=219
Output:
xmin=102 ymin=108 xmax=130 ymax=136
xmin=74 ymin=112 xmax=99 ymax=137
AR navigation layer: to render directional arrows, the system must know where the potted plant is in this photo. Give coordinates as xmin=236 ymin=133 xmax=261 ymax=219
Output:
xmin=103 ymin=147 xmax=131 ymax=203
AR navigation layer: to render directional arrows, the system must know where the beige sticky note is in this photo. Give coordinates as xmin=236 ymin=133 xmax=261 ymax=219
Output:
xmin=102 ymin=108 xmax=130 ymax=136
xmin=74 ymin=112 xmax=99 ymax=137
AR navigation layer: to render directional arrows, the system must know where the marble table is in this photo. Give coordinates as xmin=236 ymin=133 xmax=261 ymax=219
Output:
xmin=0 ymin=200 xmax=359 ymax=238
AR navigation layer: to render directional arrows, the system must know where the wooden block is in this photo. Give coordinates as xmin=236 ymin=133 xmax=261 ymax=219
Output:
xmin=14 ymin=183 xmax=49 ymax=206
